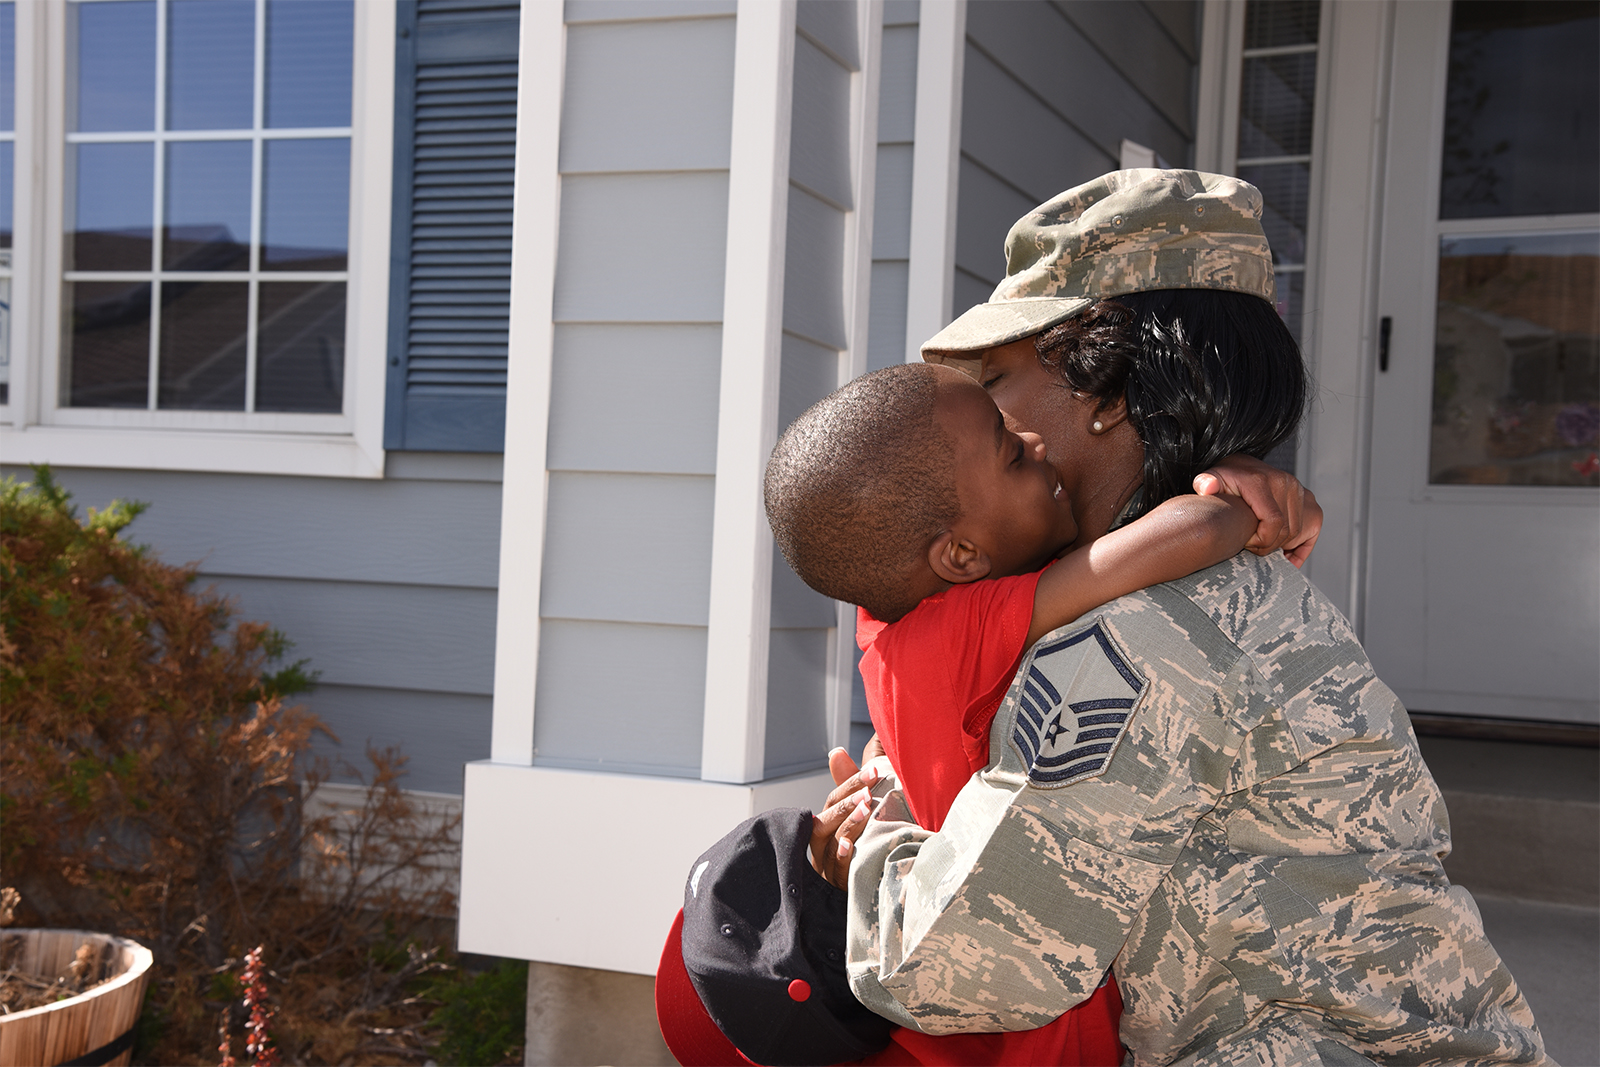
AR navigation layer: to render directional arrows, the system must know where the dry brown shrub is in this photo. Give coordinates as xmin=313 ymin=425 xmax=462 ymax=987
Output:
xmin=1 ymin=468 xmax=469 ymax=1065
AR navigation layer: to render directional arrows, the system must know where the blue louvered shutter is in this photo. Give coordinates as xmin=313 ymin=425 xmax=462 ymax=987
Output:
xmin=385 ymin=0 xmax=518 ymax=452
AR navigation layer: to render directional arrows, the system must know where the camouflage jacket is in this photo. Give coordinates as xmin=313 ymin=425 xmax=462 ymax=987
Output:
xmin=846 ymin=553 xmax=1548 ymax=1066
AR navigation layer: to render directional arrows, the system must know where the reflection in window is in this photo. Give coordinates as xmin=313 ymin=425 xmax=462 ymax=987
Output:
xmin=1440 ymin=2 xmax=1600 ymax=220
xmin=65 ymin=280 xmax=154 ymax=408
xmin=1430 ymin=232 xmax=1600 ymax=486
xmin=62 ymin=0 xmax=353 ymax=414
xmin=257 ymin=282 xmax=345 ymax=413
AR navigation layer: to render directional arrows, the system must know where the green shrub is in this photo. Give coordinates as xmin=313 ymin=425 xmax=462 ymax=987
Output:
xmin=428 ymin=959 xmax=528 ymax=1067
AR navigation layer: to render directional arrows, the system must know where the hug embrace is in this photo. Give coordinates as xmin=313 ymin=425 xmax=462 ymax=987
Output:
xmin=656 ymin=170 xmax=1549 ymax=1067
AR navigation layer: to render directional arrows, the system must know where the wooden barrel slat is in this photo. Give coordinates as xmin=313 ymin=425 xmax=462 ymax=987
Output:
xmin=0 ymin=931 xmax=153 ymax=1067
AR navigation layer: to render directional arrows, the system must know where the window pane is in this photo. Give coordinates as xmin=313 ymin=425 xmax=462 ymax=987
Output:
xmin=71 ymin=1 xmax=156 ymax=132
xmin=65 ymin=280 xmax=151 ymax=407
xmin=1236 ymin=161 xmax=1310 ymax=267
xmin=256 ymin=281 xmax=344 ymax=412
xmin=0 ymin=274 xmax=10 ymax=404
xmin=164 ymin=141 xmax=250 ymax=270
xmin=158 ymin=280 xmax=247 ymax=409
xmin=0 ymin=142 xmax=12 ymax=250
xmin=1238 ymin=51 xmax=1317 ymax=159
xmin=71 ymin=142 xmax=155 ymax=271
xmin=262 ymin=139 xmax=348 ymax=270
xmin=265 ymin=0 xmax=352 ymax=129
xmin=1440 ymin=2 xmax=1600 ymax=219
xmin=1244 ymin=0 xmax=1318 ymax=49
xmin=167 ymin=0 xmax=255 ymax=131
xmin=1430 ymin=231 xmax=1600 ymax=486
xmin=0 ymin=2 xmax=15 ymax=133
xmin=1275 ymin=269 xmax=1305 ymax=348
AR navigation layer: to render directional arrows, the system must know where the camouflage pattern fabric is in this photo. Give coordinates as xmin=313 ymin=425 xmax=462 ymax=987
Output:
xmin=922 ymin=170 xmax=1278 ymax=360
xmin=845 ymin=552 xmax=1549 ymax=1066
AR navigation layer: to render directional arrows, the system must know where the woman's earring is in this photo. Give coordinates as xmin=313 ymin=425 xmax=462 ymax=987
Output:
xmin=1091 ymin=420 xmax=1105 ymax=434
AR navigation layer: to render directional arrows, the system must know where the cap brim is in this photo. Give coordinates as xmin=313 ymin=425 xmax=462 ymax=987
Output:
xmin=656 ymin=908 xmax=756 ymax=1067
xmin=920 ymin=296 xmax=1094 ymax=363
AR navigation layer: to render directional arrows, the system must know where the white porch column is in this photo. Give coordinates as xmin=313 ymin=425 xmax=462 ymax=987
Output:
xmin=902 ymin=0 xmax=966 ymax=362
xmin=700 ymin=0 xmax=798 ymax=784
xmin=488 ymin=0 xmax=565 ymax=764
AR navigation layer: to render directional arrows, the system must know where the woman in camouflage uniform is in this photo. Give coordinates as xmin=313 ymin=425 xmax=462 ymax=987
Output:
xmin=830 ymin=171 xmax=1549 ymax=1066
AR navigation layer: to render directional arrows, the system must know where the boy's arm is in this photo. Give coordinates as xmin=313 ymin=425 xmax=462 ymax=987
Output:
xmin=1028 ymin=494 xmax=1253 ymax=646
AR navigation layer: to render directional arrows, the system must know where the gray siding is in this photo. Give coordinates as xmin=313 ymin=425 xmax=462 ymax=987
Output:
xmin=3 ymin=460 xmax=503 ymax=795
xmin=535 ymin=8 xmax=736 ymax=778
xmin=955 ymin=0 xmax=1200 ymax=294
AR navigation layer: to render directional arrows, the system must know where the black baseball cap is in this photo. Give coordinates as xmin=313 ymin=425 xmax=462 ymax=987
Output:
xmin=655 ymin=808 xmax=893 ymax=1066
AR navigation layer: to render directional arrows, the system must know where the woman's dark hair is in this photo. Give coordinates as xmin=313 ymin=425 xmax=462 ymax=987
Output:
xmin=1034 ymin=289 xmax=1308 ymax=519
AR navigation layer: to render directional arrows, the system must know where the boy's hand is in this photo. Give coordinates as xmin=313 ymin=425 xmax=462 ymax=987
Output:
xmin=809 ymin=744 xmax=890 ymax=890
xmin=1194 ymin=454 xmax=1321 ymax=567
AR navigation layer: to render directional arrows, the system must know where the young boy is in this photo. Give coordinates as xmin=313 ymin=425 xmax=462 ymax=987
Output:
xmin=765 ymin=361 xmax=1298 ymax=836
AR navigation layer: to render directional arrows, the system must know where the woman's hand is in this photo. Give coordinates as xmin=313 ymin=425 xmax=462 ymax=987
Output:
xmin=809 ymin=740 xmax=889 ymax=890
xmin=1194 ymin=455 xmax=1321 ymax=568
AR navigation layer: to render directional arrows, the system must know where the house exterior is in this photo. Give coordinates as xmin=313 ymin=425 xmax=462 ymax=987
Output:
xmin=3 ymin=0 xmax=1594 ymax=1059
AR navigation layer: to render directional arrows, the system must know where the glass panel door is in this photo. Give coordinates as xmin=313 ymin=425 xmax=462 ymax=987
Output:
xmin=1364 ymin=0 xmax=1598 ymax=727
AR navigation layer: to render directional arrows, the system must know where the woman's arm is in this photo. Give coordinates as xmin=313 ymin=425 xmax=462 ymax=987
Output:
xmin=1029 ymin=493 xmax=1253 ymax=646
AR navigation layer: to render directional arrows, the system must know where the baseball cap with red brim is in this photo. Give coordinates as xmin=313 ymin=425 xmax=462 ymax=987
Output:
xmin=654 ymin=808 xmax=892 ymax=1067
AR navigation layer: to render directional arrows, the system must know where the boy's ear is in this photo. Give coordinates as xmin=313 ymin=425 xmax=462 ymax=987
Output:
xmin=928 ymin=531 xmax=992 ymax=585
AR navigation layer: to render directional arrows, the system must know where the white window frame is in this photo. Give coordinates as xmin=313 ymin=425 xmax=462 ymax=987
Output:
xmin=0 ymin=0 xmax=393 ymax=479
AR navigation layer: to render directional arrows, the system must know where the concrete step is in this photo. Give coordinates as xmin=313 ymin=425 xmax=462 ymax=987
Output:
xmin=1416 ymin=735 xmax=1599 ymax=907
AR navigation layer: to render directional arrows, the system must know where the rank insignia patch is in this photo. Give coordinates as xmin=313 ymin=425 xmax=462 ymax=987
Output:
xmin=1011 ymin=622 xmax=1145 ymax=788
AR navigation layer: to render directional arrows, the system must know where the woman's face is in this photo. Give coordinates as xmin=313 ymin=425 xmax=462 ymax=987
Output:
xmin=975 ymin=336 xmax=1144 ymax=545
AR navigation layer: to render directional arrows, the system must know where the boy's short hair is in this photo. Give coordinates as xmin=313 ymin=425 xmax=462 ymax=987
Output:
xmin=764 ymin=364 xmax=960 ymax=622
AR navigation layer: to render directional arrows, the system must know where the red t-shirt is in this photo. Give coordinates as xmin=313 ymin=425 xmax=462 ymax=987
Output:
xmin=852 ymin=568 xmax=1124 ymax=1067
xmin=856 ymin=571 xmax=1043 ymax=831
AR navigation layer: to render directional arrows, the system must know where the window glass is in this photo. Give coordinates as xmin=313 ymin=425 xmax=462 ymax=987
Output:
xmin=257 ymin=281 xmax=345 ymax=412
xmin=64 ymin=0 xmax=352 ymax=414
xmin=164 ymin=141 xmax=251 ymax=271
xmin=158 ymin=280 xmax=248 ymax=409
xmin=72 ymin=1 xmax=157 ymax=132
xmin=167 ymin=0 xmax=254 ymax=131
xmin=0 ymin=1 xmax=14 ymax=132
xmin=64 ymin=280 xmax=153 ymax=407
xmin=0 ymin=141 xmax=11 ymax=250
xmin=1238 ymin=0 xmax=1320 ymax=475
xmin=1440 ymin=2 xmax=1600 ymax=219
xmin=262 ymin=139 xmax=349 ymax=270
xmin=1430 ymin=231 xmax=1600 ymax=485
xmin=1237 ymin=161 xmax=1310 ymax=267
xmin=1243 ymin=0 xmax=1318 ymax=49
xmin=71 ymin=142 xmax=156 ymax=271
xmin=1237 ymin=51 xmax=1316 ymax=160
xmin=265 ymin=0 xmax=352 ymax=128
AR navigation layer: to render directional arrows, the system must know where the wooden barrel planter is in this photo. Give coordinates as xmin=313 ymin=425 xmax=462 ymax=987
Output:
xmin=0 ymin=930 xmax=152 ymax=1067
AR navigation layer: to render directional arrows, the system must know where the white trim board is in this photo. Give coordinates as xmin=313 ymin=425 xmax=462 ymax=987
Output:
xmin=901 ymin=0 xmax=965 ymax=362
xmin=829 ymin=0 xmax=884 ymax=752
xmin=701 ymin=0 xmax=797 ymax=784
xmin=457 ymin=762 xmax=834 ymax=974
xmin=489 ymin=0 xmax=566 ymax=765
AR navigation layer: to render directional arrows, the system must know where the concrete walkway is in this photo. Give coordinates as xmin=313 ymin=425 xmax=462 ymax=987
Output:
xmin=1474 ymin=894 xmax=1599 ymax=1066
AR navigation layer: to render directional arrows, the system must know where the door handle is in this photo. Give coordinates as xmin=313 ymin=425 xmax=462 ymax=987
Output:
xmin=1378 ymin=316 xmax=1392 ymax=372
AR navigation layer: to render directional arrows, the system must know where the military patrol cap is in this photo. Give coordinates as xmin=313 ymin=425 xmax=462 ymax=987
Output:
xmin=922 ymin=169 xmax=1277 ymax=362
xmin=655 ymin=808 xmax=893 ymax=1067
